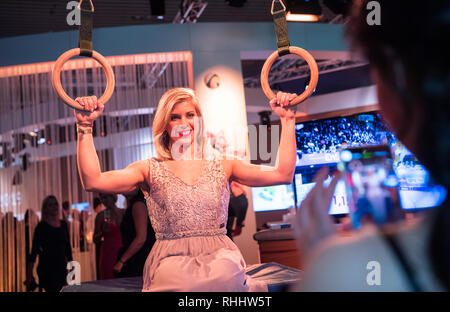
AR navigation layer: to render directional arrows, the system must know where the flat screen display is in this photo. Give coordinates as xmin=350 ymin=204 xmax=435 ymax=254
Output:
xmin=294 ymin=112 xmax=446 ymax=214
xmin=71 ymin=202 xmax=90 ymax=212
xmin=295 ymin=172 xmax=348 ymax=215
xmin=251 ymin=183 xmax=295 ymax=212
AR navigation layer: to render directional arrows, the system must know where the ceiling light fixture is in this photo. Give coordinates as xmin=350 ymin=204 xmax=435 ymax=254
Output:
xmin=285 ymin=0 xmax=322 ymax=22
xmin=150 ymin=0 xmax=165 ymax=19
xmin=286 ymin=12 xmax=320 ymax=22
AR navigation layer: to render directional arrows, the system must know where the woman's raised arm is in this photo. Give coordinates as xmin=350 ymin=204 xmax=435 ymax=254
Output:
xmin=75 ymin=96 xmax=147 ymax=194
xmin=228 ymin=91 xmax=297 ymax=187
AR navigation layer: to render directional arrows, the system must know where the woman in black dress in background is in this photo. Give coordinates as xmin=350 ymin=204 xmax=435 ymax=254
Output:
xmin=26 ymin=195 xmax=72 ymax=292
xmin=113 ymin=189 xmax=156 ymax=278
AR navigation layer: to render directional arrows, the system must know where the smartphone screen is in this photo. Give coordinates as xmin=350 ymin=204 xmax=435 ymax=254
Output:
xmin=338 ymin=145 xmax=404 ymax=229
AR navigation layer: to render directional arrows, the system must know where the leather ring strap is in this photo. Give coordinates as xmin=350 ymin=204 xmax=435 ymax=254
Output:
xmin=79 ymin=8 xmax=93 ymax=57
xmin=272 ymin=9 xmax=290 ymax=56
xmin=260 ymin=46 xmax=319 ymax=106
xmin=52 ymin=48 xmax=115 ymax=110
xmin=271 ymin=0 xmax=290 ymax=56
xmin=263 ymin=0 xmax=318 ymax=106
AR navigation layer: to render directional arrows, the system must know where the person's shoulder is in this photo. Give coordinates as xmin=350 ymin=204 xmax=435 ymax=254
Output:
xmin=145 ymin=157 xmax=164 ymax=170
xmin=130 ymin=159 xmax=154 ymax=169
xmin=95 ymin=210 xmax=104 ymax=220
xmin=35 ymin=221 xmax=45 ymax=230
xmin=238 ymin=193 xmax=248 ymax=199
xmin=60 ymin=219 xmax=70 ymax=229
xmin=219 ymin=158 xmax=235 ymax=177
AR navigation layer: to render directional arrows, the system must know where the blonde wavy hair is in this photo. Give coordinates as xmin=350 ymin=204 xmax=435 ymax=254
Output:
xmin=153 ymin=88 xmax=203 ymax=160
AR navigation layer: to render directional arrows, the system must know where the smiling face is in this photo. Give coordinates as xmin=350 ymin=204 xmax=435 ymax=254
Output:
xmin=153 ymin=88 xmax=205 ymax=160
xmin=166 ymin=100 xmax=200 ymax=146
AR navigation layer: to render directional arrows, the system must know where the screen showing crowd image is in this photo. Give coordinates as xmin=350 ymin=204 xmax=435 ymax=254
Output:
xmin=251 ymin=112 xmax=447 ymax=215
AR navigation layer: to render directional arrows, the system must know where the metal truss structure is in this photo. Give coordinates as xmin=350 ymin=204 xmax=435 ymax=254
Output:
xmin=318 ymin=0 xmax=350 ymax=24
xmin=141 ymin=62 xmax=170 ymax=89
xmin=173 ymin=0 xmax=208 ymax=24
xmin=142 ymin=1 xmax=208 ymax=88
xmin=243 ymin=58 xmax=368 ymax=89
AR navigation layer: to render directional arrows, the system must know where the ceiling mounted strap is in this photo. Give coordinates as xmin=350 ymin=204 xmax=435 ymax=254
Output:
xmin=78 ymin=0 xmax=94 ymax=57
xmin=271 ymin=0 xmax=290 ymax=57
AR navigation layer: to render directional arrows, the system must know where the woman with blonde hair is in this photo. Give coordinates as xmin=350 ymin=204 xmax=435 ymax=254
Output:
xmin=74 ymin=87 xmax=297 ymax=291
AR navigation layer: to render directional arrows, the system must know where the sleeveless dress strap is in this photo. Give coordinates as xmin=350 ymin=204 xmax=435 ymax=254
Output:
xmin=141 ymin=158 xmax=153 ymax=199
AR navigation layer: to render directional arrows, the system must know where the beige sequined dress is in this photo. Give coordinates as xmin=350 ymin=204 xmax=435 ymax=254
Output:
xmin=141 ymin=157 xmax=267 ymax=292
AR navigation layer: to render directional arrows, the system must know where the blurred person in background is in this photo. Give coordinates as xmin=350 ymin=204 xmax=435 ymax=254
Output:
xmin=92 ymin=196 xmax=104 ymax=279
xmin=113 ymin=189 xmax=156 ymax=278
xmin=93 ymin=193 xmax=123 ymax=280
xmin=26 ymin=195 xmax=72 ymax=292
xmin=226 ymin=181 xmax=248 ymax=240
xmin=23 ymin=209 xmax=39 ymax=291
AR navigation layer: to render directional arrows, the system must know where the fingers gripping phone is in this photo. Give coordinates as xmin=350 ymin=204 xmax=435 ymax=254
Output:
xmin=338 ymin=145 xmax=404 ymax=229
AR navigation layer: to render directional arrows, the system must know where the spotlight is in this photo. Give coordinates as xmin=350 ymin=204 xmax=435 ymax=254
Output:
xmin=149 ymin=0 xmax=165 ymax=18
xmin=286 ymin=0 xmax=322 ymax=22
xmin=25 ymin=133 xmax=38 ymax=148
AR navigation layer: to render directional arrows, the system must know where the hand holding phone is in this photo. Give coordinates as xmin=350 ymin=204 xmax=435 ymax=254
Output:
xmin=294 ymin=167 xmax=340 ymax=257
xmin=339 ymin=145 xmax=404 ymax=229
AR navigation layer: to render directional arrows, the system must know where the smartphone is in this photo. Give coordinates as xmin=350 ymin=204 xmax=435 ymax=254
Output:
xmin=338 ymin=145 xmax=404 ymax=229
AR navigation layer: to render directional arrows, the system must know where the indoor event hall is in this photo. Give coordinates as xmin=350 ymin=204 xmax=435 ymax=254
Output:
xmin=0 ymin=0 xmax=449 ymax=297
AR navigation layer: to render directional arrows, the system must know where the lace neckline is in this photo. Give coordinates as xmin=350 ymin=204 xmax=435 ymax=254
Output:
xmin=161 ymin=159 xmax=208 ymax=187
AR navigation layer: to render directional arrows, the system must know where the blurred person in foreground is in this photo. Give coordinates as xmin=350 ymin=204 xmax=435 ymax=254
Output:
xmin=293 ymin=0 xmax=450 ymax=291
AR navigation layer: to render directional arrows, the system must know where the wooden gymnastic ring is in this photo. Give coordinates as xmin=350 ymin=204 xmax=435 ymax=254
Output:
xmin=261 ymin=46 xmax=319 ymax=106
xmin=52 ymin=48 xmax=115 ymax=111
